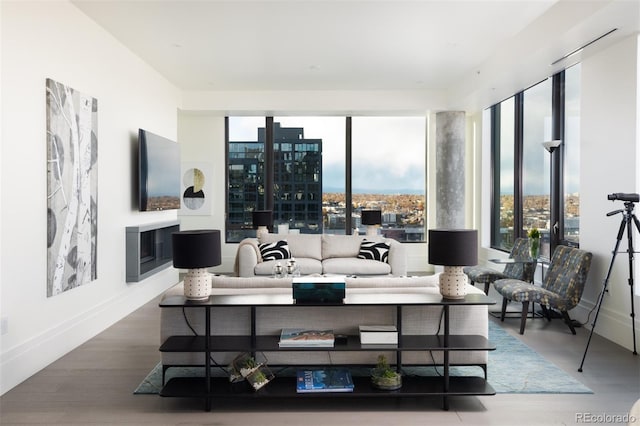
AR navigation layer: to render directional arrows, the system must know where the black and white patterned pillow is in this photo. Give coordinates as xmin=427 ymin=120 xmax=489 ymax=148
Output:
xmin=357 ymin=240 xmax=390 ymax=263
xmin=258 ymin=240 xmax=291 ymax=261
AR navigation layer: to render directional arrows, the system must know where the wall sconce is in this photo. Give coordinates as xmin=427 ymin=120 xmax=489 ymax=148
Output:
xmin=252 ymin=210 xmax=273 ymax=239
xmin=542 ymin=139 xmax=562 ymax=153
xmin=361 ymin=209 xmax=382 ymax=237
xmin=428 ymin=229 xmax=478 ymax=299
xmin=172 ymin=229 xmax=222 ymax=300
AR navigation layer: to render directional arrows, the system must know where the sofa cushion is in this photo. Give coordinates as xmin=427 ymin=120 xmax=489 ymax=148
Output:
xmin=322 ymin=258 xmax=391 ymax=275
xmin=322 ymin=234 xmax=363 ymax=259
xmin=258 ymin=240 xmax=291 ymax=261
xmin=357 ymin=240 xmax=390 ymax=263
xmin=260 ymin=233 xmax=322 ymax=260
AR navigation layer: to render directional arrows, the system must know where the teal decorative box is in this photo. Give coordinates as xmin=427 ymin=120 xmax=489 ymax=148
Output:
xmin=292 ymin=276 xmax=346 ymax=304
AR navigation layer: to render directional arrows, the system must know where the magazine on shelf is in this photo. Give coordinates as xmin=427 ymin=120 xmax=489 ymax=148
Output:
xmin=279 ymin=328 xmax=335 ymax=347
xmin=359 ymin=325 xmax=398 ymax=345
xmin=296 ymin=368 xmax=354 ymax=393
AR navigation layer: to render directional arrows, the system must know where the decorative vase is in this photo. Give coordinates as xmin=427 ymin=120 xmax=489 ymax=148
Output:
xmin=530 ymin=237 xmax=540 ymax=259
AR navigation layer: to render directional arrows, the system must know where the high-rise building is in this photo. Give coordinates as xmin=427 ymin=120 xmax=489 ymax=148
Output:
xmin=227 ymin=122 xmax=322 ymax=239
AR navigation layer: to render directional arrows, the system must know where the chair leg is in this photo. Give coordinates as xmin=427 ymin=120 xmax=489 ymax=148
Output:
xmin=484 ymin=282 xmax=490 ymax=295
xmin=519 ymin=301 xmax=529 ymax=335
xmin=500 ymin=298 xmax=508 ymax=322
xmin=540 ymin=305 xmax=553 ymax=322
xmin=561 ymin=311 xmax=577 ymax=335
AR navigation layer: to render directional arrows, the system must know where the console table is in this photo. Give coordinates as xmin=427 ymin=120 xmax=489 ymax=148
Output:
xmin=159 ymin=289 xmax=496 ymax=411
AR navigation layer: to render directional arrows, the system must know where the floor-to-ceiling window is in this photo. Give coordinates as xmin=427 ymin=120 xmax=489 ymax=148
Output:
xmin=490 ymin=64 xmax=580 ymax=255
xmin=351 ymin=117 xmax=426 ymax=241
xmin=225 ymin=116 xmax=426 ymax=243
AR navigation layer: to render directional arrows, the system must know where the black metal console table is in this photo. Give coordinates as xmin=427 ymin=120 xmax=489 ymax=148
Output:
xmin=159 ymin=289 xmax=496 ymax=411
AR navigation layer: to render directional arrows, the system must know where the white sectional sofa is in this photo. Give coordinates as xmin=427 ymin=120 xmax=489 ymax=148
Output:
xmin=159 ymin=275 xmax=490 ymax=372
xmin=235 ymin=233 xmax=407 ymax=277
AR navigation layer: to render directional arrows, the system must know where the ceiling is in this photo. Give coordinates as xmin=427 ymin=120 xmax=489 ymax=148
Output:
xmin=72 ymin=0 xmax=639 ymax=110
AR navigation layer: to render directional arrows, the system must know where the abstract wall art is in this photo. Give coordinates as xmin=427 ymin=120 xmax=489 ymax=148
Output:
xmin=180 ymin=162 xmax=212 ymax=215
xmin=46 ymin=78 xmax=98 ymax=297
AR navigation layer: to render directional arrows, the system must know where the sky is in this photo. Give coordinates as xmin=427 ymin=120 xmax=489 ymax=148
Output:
xmin=229 ymin=116 xmax=426 ymax=194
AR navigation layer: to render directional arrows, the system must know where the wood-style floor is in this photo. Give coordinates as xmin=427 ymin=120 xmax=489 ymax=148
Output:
xmin=1 ymin=293 xmax=638 ymax=425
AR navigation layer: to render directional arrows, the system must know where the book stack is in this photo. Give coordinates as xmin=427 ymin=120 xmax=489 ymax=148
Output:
xmin=279 ymin=328 xmax=335 ymax=348
xmin=359 ymin=325 xmax=398 ymax=345
xmin=296 ymin=368 xmax=354 ymax=393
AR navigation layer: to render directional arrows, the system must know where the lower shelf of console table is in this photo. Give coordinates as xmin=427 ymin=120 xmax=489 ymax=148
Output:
xmin=160 ymin=375 xmax=494 ymax=399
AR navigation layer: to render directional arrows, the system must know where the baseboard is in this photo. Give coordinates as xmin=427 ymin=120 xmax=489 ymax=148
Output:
xmin=0 ymin=276 xmax=177 ymax=396
xmin=574 ymin=298 xmax=639 ymax=353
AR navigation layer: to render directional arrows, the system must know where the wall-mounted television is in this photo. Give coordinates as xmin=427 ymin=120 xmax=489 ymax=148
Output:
xmin=138 ymin=129 xmax=181 ymax=211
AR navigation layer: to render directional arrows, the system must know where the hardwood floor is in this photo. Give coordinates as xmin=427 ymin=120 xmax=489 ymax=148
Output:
xmin=1 ymin=294 xmax=638 ymax=425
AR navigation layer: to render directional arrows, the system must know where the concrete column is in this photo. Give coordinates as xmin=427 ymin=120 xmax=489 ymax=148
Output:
xmin=435 ymin=111 xmax=466 ymax=229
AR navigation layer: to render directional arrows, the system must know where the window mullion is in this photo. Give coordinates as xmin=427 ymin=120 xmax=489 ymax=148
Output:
xmin=514 ymin=92 xmax=524 ymax=240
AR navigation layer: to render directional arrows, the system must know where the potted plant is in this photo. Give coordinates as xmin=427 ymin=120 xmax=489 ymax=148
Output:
xmin=371 ymin=355 xmax=402 ymax=390
xmin=528 ymin=228 xmax=540 ymax=259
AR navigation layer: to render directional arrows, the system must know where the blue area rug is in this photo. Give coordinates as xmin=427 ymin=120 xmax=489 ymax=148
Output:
xmin=135 ymin=321 xmax=592 ymax=394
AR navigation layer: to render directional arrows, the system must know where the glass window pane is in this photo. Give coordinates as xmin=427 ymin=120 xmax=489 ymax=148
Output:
xmin=523 ymin=78 xmax=552 ymax=257
xmin=498 ymin=98 xmax=515 ymax=250
xmin=226 ymin=117 xmax=266 ymax=242
xmin=564 ymin=64 xmax=581 ymax=245
xmin=274 ymin=117 xmax=345 ymax=234
xmin=351 ymin=117 xmax=426 ymax=242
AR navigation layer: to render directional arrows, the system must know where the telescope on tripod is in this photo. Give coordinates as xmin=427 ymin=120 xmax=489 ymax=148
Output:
xmin=579 ymin=193 xmax=639 ymax=372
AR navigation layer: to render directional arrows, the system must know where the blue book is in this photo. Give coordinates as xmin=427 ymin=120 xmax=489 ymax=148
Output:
xmin=296 ymin=368 xmax=354 ymax=393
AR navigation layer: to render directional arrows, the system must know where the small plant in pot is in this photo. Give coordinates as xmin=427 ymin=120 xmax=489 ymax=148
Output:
xmin=371 ymin=355 xmax=402 ymax=390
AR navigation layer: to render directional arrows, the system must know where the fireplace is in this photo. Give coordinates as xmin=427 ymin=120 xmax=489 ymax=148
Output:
xmin=126 ymin=220 xmax=180 ymax=282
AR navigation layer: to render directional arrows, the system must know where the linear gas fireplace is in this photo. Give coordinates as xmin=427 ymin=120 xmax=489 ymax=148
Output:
xmin=126 ymin=220 xmax=180 ymax=282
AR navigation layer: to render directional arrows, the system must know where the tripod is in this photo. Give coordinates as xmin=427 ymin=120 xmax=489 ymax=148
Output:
xmin=579 ymin=200 xmax=638 ymax=372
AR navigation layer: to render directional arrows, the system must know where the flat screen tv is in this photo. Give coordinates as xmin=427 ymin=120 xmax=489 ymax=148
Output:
xmin=138 ymin=129 xmax=181 ymax=211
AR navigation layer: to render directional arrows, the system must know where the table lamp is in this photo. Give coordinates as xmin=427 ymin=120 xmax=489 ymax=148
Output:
xmin=428 ymin=229 xmax=478 ymax=299
xmin=252 ymin=210 xmax=272 ymax=239
xmin=361 ymin=209 xmax=382 ymax=237
xmin=172 ymin=229 xmax=221 ymax=300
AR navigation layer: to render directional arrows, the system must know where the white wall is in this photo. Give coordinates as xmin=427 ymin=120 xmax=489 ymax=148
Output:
xmin=575 ymin=34 xmax=640 ymax=351
xmin=0 ymin=1 xmax=181 ymax=394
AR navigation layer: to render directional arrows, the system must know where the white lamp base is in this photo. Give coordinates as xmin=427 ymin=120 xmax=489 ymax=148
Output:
xmin=366 ymin=225 xmax=379 ymax=237
xmin=184 ymin=268 xmax=211 ymax=300
xmin=256 ymin=226 xmax=268 ymax=240
xmin=439 ymin=266 xmax=467 ymax=299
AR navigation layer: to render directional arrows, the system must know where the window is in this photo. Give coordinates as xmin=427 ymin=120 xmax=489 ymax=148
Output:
xmin=352 ymin=117 xmax=426 ymax=241
xmin=226 ymin=116 xmax=426 ymax=243
xmin=522 ymin=78 xmax=552 ymax=257
xmin=563 ymin=65 xmax=581 ymax=245
xmin=492 ymin=97 xmax=516 ymax=250
xmin=490 ymin=65 xmax=580 ymax=255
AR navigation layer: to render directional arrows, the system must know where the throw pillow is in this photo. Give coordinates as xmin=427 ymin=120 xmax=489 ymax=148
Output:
xmin=258 ymin=240 xmax=291 ymax=261
xmin=357 ymin=240 xmax=390 ymax=263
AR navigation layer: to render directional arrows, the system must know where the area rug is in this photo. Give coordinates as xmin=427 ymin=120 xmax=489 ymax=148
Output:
xmin=135 ymin=321 xmax=592 ymax=395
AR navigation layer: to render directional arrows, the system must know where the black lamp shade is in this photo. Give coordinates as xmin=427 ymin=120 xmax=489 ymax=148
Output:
xmin=428 ymin=229 xmax=478 ymax=266
xmin=172 ymin=229 xmax=221 ymax=269
xmin=252 ymin=210 xmax=273 ymax=228
xmin=361 ymin=209 xmax=382 ymax=225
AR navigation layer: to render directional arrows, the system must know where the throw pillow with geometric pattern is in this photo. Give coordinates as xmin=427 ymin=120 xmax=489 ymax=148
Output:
xmin=357 ymin=240 xmax=390 ymax=263
xmin=258 ymin=240 xmax=291 ymax=261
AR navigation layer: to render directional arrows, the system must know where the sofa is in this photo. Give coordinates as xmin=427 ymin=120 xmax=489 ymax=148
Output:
xmin=235 ymin=233 xmax=407 ymax=277
xmin=159 ymin=275 xmax=490 ymax=373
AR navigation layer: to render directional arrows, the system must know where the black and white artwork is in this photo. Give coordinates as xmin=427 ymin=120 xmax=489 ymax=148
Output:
xmin=46 ymin=79 xmax=98 ymax=297
xmin=180 ymin=162 xmax=212 ymax=215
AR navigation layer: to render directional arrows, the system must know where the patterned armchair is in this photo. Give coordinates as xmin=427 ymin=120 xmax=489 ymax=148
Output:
xmin=493 ymin=245 xmax=592 ymax=335
xmin=463 ymin=238 xmax=535 ymax=294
